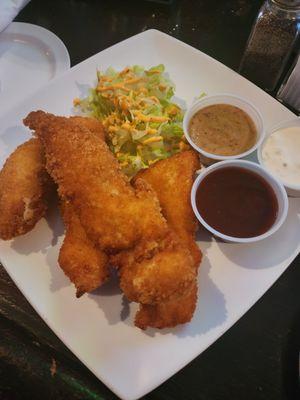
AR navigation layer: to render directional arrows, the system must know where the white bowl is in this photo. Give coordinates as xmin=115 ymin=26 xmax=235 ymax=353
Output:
xmin=257 ymin=118 xmax=300 ymax=198
xmin=191 ymin=159 xmax=288 ymax=243
xmin=183 ymin=94 xmax=265 ymax=164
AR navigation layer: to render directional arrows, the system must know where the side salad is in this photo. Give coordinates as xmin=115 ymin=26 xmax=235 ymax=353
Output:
xmin=74 ymin=64 xmax=189 ymax=177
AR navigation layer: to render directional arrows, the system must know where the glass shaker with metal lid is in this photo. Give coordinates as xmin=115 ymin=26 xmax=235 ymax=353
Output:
xmin=239 ymin=0 xmax=300 ymax=92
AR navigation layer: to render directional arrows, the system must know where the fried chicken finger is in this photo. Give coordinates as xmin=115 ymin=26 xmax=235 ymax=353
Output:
xmin=24 ymin=113 xmax=109 ymax=296
xmin=24 ymin=110 xmax=168 ymax=253
xmin=0 ymin=138 xmax=54 ymax=240
xmin=133 ymin=150 xmax=202 ymax=328
xmin=59 ymin=200 xmax=108 ymax=297
xmin=26 ymin=111 xmax=196 ymax=306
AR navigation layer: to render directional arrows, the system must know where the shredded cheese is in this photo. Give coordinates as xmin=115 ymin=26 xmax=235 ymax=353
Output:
xmin=143 ymin=136 xmax=163 ymax=144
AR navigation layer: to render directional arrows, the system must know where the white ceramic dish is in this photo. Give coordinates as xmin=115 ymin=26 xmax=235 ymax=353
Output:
xmin=191 ymin=160 xmax=288 ymax=243
xmin=183 ymin=94 xmax=264 ymax=164
xmin=257 ymin=118 xmax=300 ymax=197
xmin=0 ymin=30 xmax=300 ymax=400
xmin=0 ymin=22 xmax=70 ymax=117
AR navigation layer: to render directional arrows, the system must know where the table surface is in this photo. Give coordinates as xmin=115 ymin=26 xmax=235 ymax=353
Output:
xmin=1 ymin=1 xmax=300 ymax=399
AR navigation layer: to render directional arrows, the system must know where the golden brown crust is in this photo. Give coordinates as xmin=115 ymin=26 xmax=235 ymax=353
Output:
xmin=0 ymin=138 xmax=54 ymax=240
xmin=134 ymin=150 xmax=202 ymax=269
xmin=132 ymin=150 xmax=202 ymax=328
xmin=24 ymin=112 xmax=110 ymax=295
xmin=23 ymin=111 xmax=200 ymax=321
xmin=135 ymin=284 xmax=198 ymax=329
xmin=24 ymin=113 xmax=106 ymax=141
xmin=133 ymin=150 xmax=200 ymax=242
xmin=70 ymin=116 xmax=106 ymax=141
xmin=25 ymin=111 xmax=168 ymax=253
xmin=113 ymin=231 xmax=196 ymax=305
xmin=58 ymin=200 xmax=109 ymax=297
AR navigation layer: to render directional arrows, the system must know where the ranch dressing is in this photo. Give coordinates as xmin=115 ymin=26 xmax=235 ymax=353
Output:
xmin=262 ymin=126 xmax=300 ymax=186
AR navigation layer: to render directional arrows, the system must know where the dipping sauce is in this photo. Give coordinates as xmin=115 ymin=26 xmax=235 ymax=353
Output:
xmin=196 ymin=167 xmax=278 ymax=238
xmin=189 ymin=104 xmax=257 ymax=156
xmin=262 ymin=126 xmax=300 ymax=186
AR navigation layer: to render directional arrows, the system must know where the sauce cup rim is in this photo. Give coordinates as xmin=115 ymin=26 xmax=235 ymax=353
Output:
xmin=183 ymin=93 xmax=265 ymax=161
xmin=191 ymin=159 xmax=289 ymax=243
xmin=257 ymin=118 xmax=300 ymax=191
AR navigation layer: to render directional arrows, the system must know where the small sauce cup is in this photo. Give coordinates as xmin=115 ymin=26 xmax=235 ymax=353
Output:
xmin=191 ymin=159 xmax=288 ymax=243
xmin=183 ymin=94 xmax=265 ymax=165
xmin=257 ymin=118 xmax=300 ymax=198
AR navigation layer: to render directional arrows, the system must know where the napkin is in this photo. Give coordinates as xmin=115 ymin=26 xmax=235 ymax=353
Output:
xmin=0 ymin=0 xmax=31 ymax=33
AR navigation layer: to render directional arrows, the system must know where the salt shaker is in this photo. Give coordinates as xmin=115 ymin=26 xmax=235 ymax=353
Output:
xmin=239 ymin=0 xmax=300 ymax=92
xmin=276 ymin=51 xmax=300 ymax=112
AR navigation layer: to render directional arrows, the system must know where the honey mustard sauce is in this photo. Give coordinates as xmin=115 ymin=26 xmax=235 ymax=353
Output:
xmin=189 ymin=104 xmax=257 ymax=156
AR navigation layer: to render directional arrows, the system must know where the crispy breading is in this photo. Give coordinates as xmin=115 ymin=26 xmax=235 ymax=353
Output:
xmin=114 ymin=230 xmax=196 ymax=305
xmin=70 ymin=116 xmax=106 ymax=140
xmin=24 ymin=113 xmax=109 ymax=296
xmin=23 ymin=111 xmax=199 ymax=318
xmin=25 ymin=114 xmax=106 ymax=141
xmin=133 ymin=150 xmax=200 ymax=246
xmin=24 ymin=111 xmax=168 ymax=254
xmin=0 ymin=138 xmax=54 ymax=240
xmin=58 ymin=116 xmax=108 ymax=296
xmin=58 ymin=200 xmax=108 ymax=297
xmin=133 ymin=151 xmax=202 ymax=269
xmin=25 ymin=111 xmax=197 ymax=307
xmin=135 ymin=285 xmax=198 ymax=329
xmin=132 ymin=151 xmax=202 ymax=328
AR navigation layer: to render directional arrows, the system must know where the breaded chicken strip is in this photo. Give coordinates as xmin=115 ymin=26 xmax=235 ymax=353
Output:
xmin=59 ymin=200 xmax=108 ymax=297
xmin=58 ymin=116 xmax=108 ymax=296
xmin=24 ymin=110 xmax=168 ymax=253
xmin=25 ymin=111 xmax=196 ymax=306
xmin=0 ymin=138 xmax=54 ymax=240
xmin=114 ymin=229 xmax=196 ymax=305
xmin=133 ymin=150 xmax=200 ymax=259
xmin=132 ymin=151 xmax=202 ymax=328
xmin=135 ymin=285 xmax=198 ymax=330
xmin=24 ymin=114 xmax=108 ymax=296
xmin=25 ymin=114 xmax=106 ymax=143
xmin=0 ymin=115 xmax=105 ymax=238
xmin=71 ymin=115 xmax=106 ymax=140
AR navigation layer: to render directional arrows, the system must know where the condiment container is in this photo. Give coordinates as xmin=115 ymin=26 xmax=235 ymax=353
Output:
xmin=258 ymin=118 xmax=300 ymax=197
xmin=191 ymin=159 xmax=288 ymax=243
xmin=183 ymin=94 xmax=264 ymax=165
xmin=239 ymin=0 xmax=300 ymax=92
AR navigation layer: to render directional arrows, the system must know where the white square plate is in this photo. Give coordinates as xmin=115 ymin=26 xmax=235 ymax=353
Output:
xmin=0 ymin=30 xmax=300 ymax=400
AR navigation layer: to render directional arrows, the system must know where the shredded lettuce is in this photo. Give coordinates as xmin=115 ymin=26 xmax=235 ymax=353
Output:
xmin=75 ymin=64 xmax=189 ymax=177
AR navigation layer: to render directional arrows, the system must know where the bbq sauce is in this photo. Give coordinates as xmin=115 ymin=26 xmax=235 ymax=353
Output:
xmin=196 ymin=167 xmax=278 ymax=238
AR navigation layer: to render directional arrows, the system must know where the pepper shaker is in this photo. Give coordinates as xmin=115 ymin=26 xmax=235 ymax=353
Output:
xmin=239 ymin=0 xmax=300 ymax=92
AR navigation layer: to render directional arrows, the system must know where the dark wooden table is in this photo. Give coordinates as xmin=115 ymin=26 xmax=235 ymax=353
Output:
xmin=1 ymin=1 xmax=300 ymax=399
